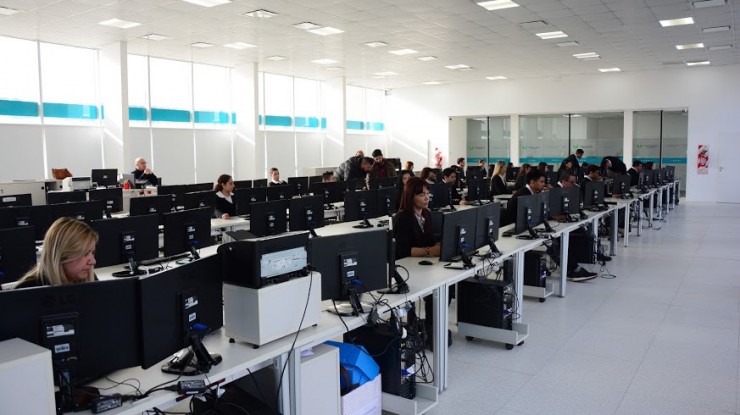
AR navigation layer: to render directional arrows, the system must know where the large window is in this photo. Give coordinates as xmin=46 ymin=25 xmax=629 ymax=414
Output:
xmin=634 ymin=110 xmax=688 ymax=182
xmin=40 ymin=43 xmax=99 ymax=124
xmin=0 ymin=36 xmax=40 ymax=124
xmin=520 ymin=114 xmax=570 ymax=165
xmin=465 ymin=116 xmax=511 ymax=166
xmin=570 ymin=112 xmax=624 ymax=164
xmin=149 ymin=58 xmax=192 ymax=126
xmin=193 ymin=63 xmax=231 ymax=127
xmin=346 ymin=85 xmax=385 ymax=133
xmin=127 ymin=54 xmax=149 ymax=125
xmin=262 ymin=73 xmax=293 ymax=129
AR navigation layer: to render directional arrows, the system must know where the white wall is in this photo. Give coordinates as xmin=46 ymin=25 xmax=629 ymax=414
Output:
xmin=45 ymin=125 xmax=103 ymax=177
xmin=387 ymin=64 xmax=740 ymax=202
xmin=0 ymin=124 xmax=45 ymax=180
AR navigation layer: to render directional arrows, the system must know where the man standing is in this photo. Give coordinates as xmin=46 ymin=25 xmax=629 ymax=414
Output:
xmin=371 ymin=149 xmax=397 ymax=178
xmin=627 ymin=160 xmax=643 ymax=187
xmin=132 ymin=157 xmax=158 ymax=186
xmin=566 ymin=148 xmax=584 ymax=176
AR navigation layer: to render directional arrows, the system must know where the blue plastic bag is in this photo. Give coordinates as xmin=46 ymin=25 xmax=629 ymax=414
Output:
xmin=324 ymin=341 xmax=380 ymax=391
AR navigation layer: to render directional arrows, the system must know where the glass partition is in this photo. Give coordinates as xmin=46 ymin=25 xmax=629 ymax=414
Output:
xmin=571 ymin=112 xmax=624 ymax=165
xmin=519 ymin=114 xmax=569 ymax=165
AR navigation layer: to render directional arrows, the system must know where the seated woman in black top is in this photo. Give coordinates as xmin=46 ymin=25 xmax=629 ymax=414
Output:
xmin=489 ymin=160 xmax=511 ymax=197
xmin=214 ymin=174 xmax=236 ymax=219
xmin=394 ymin=177 xmax=440 ymax=259
xmin=15 ymin=217 xmax=98 ymax=288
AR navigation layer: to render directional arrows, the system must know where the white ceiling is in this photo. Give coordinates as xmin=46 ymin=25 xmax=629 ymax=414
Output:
xmin=0 ymin=0 xmax=737 ymax=90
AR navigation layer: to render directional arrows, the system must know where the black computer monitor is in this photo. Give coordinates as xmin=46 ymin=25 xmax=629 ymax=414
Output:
xmin=507 ymin=167 xmax=519 ymax=182
xmin=267 ymin=184 xmax=296 ymax=201
xmin=91 ymin=169 xmax=118 ymax=188
xmin=466 ymin=167 xmax=484 ymax=182
xmin=514 ymin=194 xmax=541 ymax=235
xmin=309 ymin=182 xmax=344 ymax=207
xmin=376 ymin=187 xmax=397 ymax=217
xmin=655 ymin=168 xmax=665 ymax=184
xmin=50 ymin=200 xmax=105 ymax=223
xmin=186 ymin=183 xmax=214 ymax=193
xmin=288 ymin=177 xmax=309 ymax=195
xmin=46 ymin=191 xmax=87 ymax=205
xmin=536 ymin=191 xmax=555 ymax=232
xmin=0 ymin=193 xmax=32 ymax=208
xmin=90 ymin=215 xmax=159 ymax=269
xmin=466 ymin=178 xmax=485 ymax=203
xmin=184 ymin=190 xmax=217 ymax=212
xmin=548 ymin=187 xmax=565 ymax=218
xmin=643 ymin=170 xmax=655 ymax=187
xmin=157 ymin=184 xmax=188 ymax=209
xmin=583 ymin=181 xmax=606 ymax=210
xmin=429 ymin=182 xmax=450 ymax=210
xmin=249 ymin=200 xmax=288 ymax=237
xmin=368 ymin=177 xmax=397 ymax=190
xmin=439 ymin=208 xmax=478 ymax=266
xmin=0 ymin=279 xmax=140 ymax=412
xmin=637 ymin=171 xmax=646 ymax=189
xmin=129 ymin=195 xmax=173 ymax=219
xmin=162 ymin=207 xmax=213 ymax=258
xmin=386 ymin=158 xmax=401 ymax=172
xmin=288 ymin=195 xmax=325 ymax=234
xmin=252 ymin=179 xmax=267 ymax=188
xmin=556 ymin=186 xmax=581 ymax=216
xmin=234 ymin=180 xmax=252 ymax=189
xmin=308 ymin=175 xmax=323 ymax=184
xmin=665 ymin=166 xmax=676 ymax=181
xmin=0 ymin=205 xmax=53 ymax=240
xmin=88 ymin=188 xmax=123 ymax=213
xmin=139 ymin=254 xmax=223 ymax=372
xmin=308 ymin=228 xmax=389 ymax=314
xmin=612 ymin=175 xmax=631 ymax=196
xmin=233 ymin=187 xmax=267 ymax=216
xmin=0 ymin=226 xmax=36 ymax=283
xmin=344 ymin=189 xmax=379 ymax=225
xmin=544 ymin=171 xmax=559 ymax=187
xmin=474 ymin=203 xmax=501 ymax=253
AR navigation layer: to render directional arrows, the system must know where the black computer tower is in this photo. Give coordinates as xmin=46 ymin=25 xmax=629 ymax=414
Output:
xmin=346 ymin=325 xmax=416 ymax=399
xmin=569 ymin=230 xmax=596 ymax=264
xmin=457 ymin=278 xmax=513 ymax=330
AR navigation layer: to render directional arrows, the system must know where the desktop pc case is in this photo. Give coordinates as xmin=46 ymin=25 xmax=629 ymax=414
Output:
xmin=503 ymin=251 xmax=548 ymax=288
xmin=457 ymin=278 xmax=513 ymax=331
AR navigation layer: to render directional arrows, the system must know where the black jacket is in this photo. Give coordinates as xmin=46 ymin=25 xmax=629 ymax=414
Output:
xmin=132 ymin=169 xmax=158 ymax=186
xmin=214 ymin=193 xmax=236 ymax=217
xmin=335 ymin=156 xmax=364 ymax=181
xmin=627 ymin=168 xmax=640 ymax=187
xmin=507 ymin=186 xmax=533 ymax=225
xmin=393 ymin=210 xmax=435 ymax=260
xmin=490 ymin=175 xmax=510 ymax=196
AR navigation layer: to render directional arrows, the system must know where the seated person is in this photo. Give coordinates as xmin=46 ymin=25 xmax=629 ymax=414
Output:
xmin=371 ymin=149 xmax=397 ymax=178
xmin=132 ymin=157 xmax=158 ymax=186
xmin=489 ymin=160 xmax=511 ymax=196
xmin=268 ymin=167 xmax=287 ymax=186
xmin=441 ymin=167 xmax=467 ymax=205
xmin=403 ymin=160 xmax=415 ymax=174
xmin=322 ymin=171 xmax=337 ymax=183
xmin=513 ymin=163 xmax=532 ymax=190
xmin=507 ymin=170 xmax=545 ymax=225
xmin=627 ymin=160 xmax=643 ymax=187
xmin=16 ymin=217 xmax=98 ymax=288
xmin=214 ymin=174 xmax=236 ymax=219
xmin=419 ymin=167 xmax=437 ymax=185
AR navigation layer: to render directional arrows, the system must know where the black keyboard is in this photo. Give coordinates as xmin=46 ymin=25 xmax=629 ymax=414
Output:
xmin=139 ymin=252 xmax=191 ymax=266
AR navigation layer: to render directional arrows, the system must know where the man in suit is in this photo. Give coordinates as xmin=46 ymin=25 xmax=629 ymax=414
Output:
xmin=508 ymin=170 xmax=545 ymax=225
xmin=627 ymin=160 xmax=643 ymax=187
xmin=566 ymin=148 xmax=584 ymax=176
xmin=555 ymin=171 xmax=577 ymax=188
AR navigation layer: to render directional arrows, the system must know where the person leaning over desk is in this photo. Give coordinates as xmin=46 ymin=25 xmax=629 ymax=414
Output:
xmin=214 ymin=174 xmax=236 ymax=219
xmin=15 ymin=217 xmax=98 ymax=288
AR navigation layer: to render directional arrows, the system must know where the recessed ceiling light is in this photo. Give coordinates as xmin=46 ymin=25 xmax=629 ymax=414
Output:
xmin=676 ymin=43 xmax=704 ymax=50
xmin=181 ymin=0 xmax=230 ymax=7
xmin=308 ymin=26 xmax=344 ymax=36
xmin=372 ymin=76 xmax=387 ymax=79
xmin=98 ymin=18 xmax=141 ymax=29
xmin=536 ymin=31 xmax=568 ymax=39
xmin=244 ymin=9 xmax=276 ymax=18
xmin=702 ymin=25 xmax=730 ymax=33
xmin=556 ymin=41 xmax=580 ymax=47
xmin=364 ymin=41 xmax=388 ymax=48
xmin=266 ymin=55 xmax=287 ymax=61
xmin=599 ymin=67 xmax=621 ymax=72
xmin=389 ymin=49 xmax=418 ymax=55
xmin=422 ymin=81 xmax=442 ymax=85
xmin=659 ymin=17 xmax=694 ymax=27
xmin=477 ymin=0 xmax=520 ymax=11
xmin=189 ymin=42 xmax=214 ymax=48
xmin=708 ymin=44 xmax=732 ymax=50
xmin=445 ymin=64 xmax=471 ymax=70
xmin=418 ymin=56 xmax=437 ymax=61
xmin=573 ymin=52 xmax=600 ymax=59
xmin=374 ymin=71 xmax=397 ymax=76
xmin=140 ymin=33 xmax=170 ymax=41
xmin=326 ymin=67 xmax=343 ymax=71
xmin=691 ymin=0 xmax=726 ymax=8
xmin=486 ymin=76 xmax=507 ymax=80
xmin=294 ymin=22 xmax=320 ymax=30
xmin=0 ymin=6 xmax=20 ymax=15
xmin=311 ymin=58 xmax=339 ymax=65
xmin=686 ymin=60 xmax=710 ymax=66
xmin=224 ymin=42 xmax=257 ymax=49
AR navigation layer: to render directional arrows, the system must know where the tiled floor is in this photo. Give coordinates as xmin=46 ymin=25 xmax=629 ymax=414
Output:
xmin=427 ymin=202 xmax=740 ymax=415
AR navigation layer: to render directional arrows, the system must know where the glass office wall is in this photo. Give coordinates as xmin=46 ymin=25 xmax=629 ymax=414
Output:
xmin=465 ymin=116 xmax=511 ymax=168
xmin=570 ymin=112 xmax=624 ymax=165
xmin=466 ymin=118 xmax=487 ymax=164
xmin=633 ymin=110 xmax=688 ymax=183
xmin=519 ymin=114 xmax=569 ymax=165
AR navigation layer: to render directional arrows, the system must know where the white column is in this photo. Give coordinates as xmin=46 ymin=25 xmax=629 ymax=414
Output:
xmin=323 ymin=77 xmax=346 ymax=167
xmin=510 ymin=114 xmax=520 ymax=165
xmin=232 ymin=63 xmax=259 ymax=179
xmin=448 ymin=116 xmax=467 ymax=165
xmin=99 ymin=42 xmax=129 ymax=172
xmin=623 ymin=111 xmax=634 ymax=168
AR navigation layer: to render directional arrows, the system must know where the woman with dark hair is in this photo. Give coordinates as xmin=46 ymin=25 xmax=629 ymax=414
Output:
xmin=394 ymin=177 xmax=440 ymax=259
xmin=513 ymin=163 xmax=532 ymax=190
xmin=213 ymin=174 xmax=236 ymax=219
xmin=419 ymin=167 xmax=437 ymax=185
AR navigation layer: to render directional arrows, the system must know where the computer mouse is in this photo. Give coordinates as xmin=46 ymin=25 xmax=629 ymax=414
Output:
xmin=419 ymin=260 xmax=434 ymax=266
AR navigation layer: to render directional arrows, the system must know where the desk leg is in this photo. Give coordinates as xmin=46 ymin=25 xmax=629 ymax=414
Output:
xmin=558 ymin=231 xmax=569 ymax=298
xmin=610 ymin=209 xmax=618 ymax=256
xmin=513 ymin=252 xmax=525 ymax=322
xmin=623 ymin=204 xmax=630 ymax=247
xmin=648 ymin=194 xmax=654 ymax=227
xmin=274 ymin=354 xmax=292 ymax=415
xmin=288 ymin=351 xmax=301 ymax=415
xmin=433 ymin=285 xmax=448 ymax=392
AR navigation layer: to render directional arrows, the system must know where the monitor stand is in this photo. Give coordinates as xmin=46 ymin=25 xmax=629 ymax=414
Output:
xmin=330 ymin=287 xmax=373 ymax=317
xmin=352 ymin=217 xmax=373 ymax=229
xmin=161 ymin=332 xmax=222 ymax=376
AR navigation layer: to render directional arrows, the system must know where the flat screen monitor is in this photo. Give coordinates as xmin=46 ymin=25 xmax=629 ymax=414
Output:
xmin=548 ymin=187 xmax=565 ymax=217
xmin=514 ymin=194 xmax=541 ymax=235
xmin=466 ymin=178 xmax=485 ymax=202
xmin=386 ymin=158 xmax=401 ymax=172
xmin=129 ymin=195 xmax=173 ymax=219
xmin=548 ymin=186 xmax=580 ymax=216
xmin=637 ymin=171 xmax=646 ymax=188
xmin=308 ymin=228 xmax=389 ymax=301
xmin=655 ymin=168 xmax=665 ymax=184
xmin=309 ymin=182 xmax=344 ymax=206
xmin=466 ymin=167 xmax=484 ymax=182
xmin=665 ymin=166 xmax=676 ymax=181
xmin=368 ymin=177 xmax=397 ymax=190
xmin=88 ymin=188 xmax=123 ymax=213
xmin=0 ymin=226 xmax=36 ymax=284
xmin=507 ymin=167 xmax=519 ymax=182
xmin=249 ymin=200 xmax=288 ymax=237
xmin=583 ymin=181 xmax=606 ymax=209
xmin=342 ymin=179 xmax=363 ymax=193
xmin=252 ymin=179 xmax=268 ymax=188
xmin=537 ymin=191 xmax=552 ymax=224
xmin=344 ymin=190 xmax=379 ymax=221
xmin=643 ymin=170 xmax=655 ymax=187
xmin=139 ymin=254 xmax=223 ymax=369
xmin=288 ymin=195 xmax=325 ymax=232
xmin=612 ymin=175 xmax=631 ymax=196
xmin=474 ymin=203 xmax=501 ymax=250
xmin=184 ymin=190 xmax=217 ymax=212
xmin=267 ymin=184 xmax=296 ymax=201
xmin=186 ymin=183 xmax=214 ymax=193
xmin=439 ymin=208 xmax=478 ymax=262
xmin=429 ymin=182 xmax=450 ymax=210
xmin=288 ymin=177 xmax=309 ymax=195
xmin=90 ymin=215 xmax=159 ymax=268
xmin=0 ymin=205 xmax=53 ymax=240
xmin=308 ymin=175 xmax=323 ymax=184
xmin=162 ymin=207 xmax=213 ymax=257
xmin=157 ymin=185 xmax=188 ymax=208
xmin=544 ymin=171 xmax=559 ymax=187
xmin=50 ymin=200 xmax=105 ymax=223
xmin=234 ymin=180 xmax=252 ymax=189
xmin=376 ymin=187 xmax=397 ymax=217
xmin=0 ymin=279 xmax=140 ymax=388
xmin=0 ymin=193 xmax=32 ymax=208
xmin=46 ymin=191 xmax=86 ymax=205
xmin=233 ymin=187 xmax=267 ymax=216
xmin=91 ymin=169 xmax=118 ymax=188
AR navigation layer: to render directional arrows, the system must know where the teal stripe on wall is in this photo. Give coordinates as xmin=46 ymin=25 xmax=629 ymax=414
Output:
xmin=346 ymin=120 xmax=365 ymax=130
xmin=663 ymin=157 xmax=687 ymax=164
xmin=151 ymin=108 xmax=190 ymax=123
xmin=467 ymin=157 xmax=512 ymax=164
xmin=265 ymin=115 xmax=292 ymax=127
xmin=194 ymin=111 xmax=229 ymax=124
xmin=366 ymin=122 xmax=385 ymax=131
xmin=43 ymin=102 xmax=99 ymax=120
xmin=295 ymin=116 xmax=320 ymax=128
xmin=321 ymin=118 xmax=327 ymax=129
xmin=231 ymin=113 xmax=237 ymax=124
xmin=129 ymin=107 xmax=147 ymax=121
xmin=635 ymin=157 xmax=660 ymax=163
xmin=0 ymin=99 xmax=39 ymax=117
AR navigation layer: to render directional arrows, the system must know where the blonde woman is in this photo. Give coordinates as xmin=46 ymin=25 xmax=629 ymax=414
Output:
xmin=16 ymin=217 xmax=98 ymax=288
xmin=490 ymin=161 xmax=511 ymax=196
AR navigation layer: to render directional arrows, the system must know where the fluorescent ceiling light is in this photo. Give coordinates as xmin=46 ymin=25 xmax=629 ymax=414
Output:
xmin=98 ymin=18 xmax=141 ymax=29
xmin=536 ymin=31 xmax=567 ymax=39
xmin=599 ymin=67 xmax=621 ymax=72
xmin=364 ymin=41 xmax=388 ymax=48
xmin=702 ymin=25 xmax=730 ymax=33
xmin=308 ymin=26 xmax=344 ymax=36
xmin=445 ymin=64 xmax=471 ymax=70
xmin=0 ymin=6 xmax=20 ymax=15
xmin=189 ymin=42 xmax=214 ymax=48
xmin=573 ymin=52 xmax=600 ymax=59
xmin=676 ymin=43 xmax=704 ymax=50
xmin=708 ymin=44 xmax=732 ymax=50
xmin=372 ymin=76 xmax=387 ymax=79
xmin=244 ymin=9 xmax=276 ymax=18
xmin=294 ymin=22 xmax=320 ymax=30
xmin=692 ymin=0 xmax=726 ymax=8
xmin=486 ymin=76 xmax=507 ymax=80
xmin=686 ymin=60 xmax=710 ymax=66
xmin=311 ymin=58 xmax=339 ymax=64
xmin=266 ymin=55 xmax=287 ymax=61
xmin=418 ymin=56 xmax=437 ymax=61
xmin=659 ymin=17 xmax=694 ymax=27
xmin=224 ymin=42 xmax=256 ymax=49
xmin=422 ymin=81 xmax=442 ymax=85
xmin=374 ymin=71 xmax=397 ymax=76
xmin=181 ymin=0 xmax=230 ymax=6
xmin=140 ymin=34 xmax=170 ymax=41
xmin=556 ymin=41 xmax=580 ymax=47
xmin=389 ymin=49 xmax=418 ymax=55
xmin=477 ymin=0 xmax=520 ymax=11
xmin=326 ymin=67 xmax=343 ymax=71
